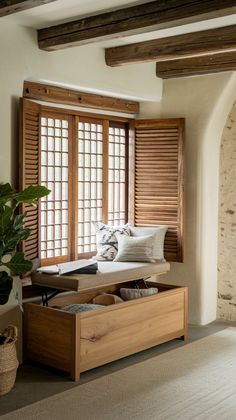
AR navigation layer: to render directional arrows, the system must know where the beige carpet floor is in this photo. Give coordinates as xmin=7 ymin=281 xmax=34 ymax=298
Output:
xmin=2 ymin=328 xmax=236 ymax=420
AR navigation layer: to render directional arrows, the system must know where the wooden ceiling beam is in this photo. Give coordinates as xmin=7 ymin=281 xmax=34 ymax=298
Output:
xmin=0 ymin=0 xmax=57 ymax=17
xmin=106 ymin=25 xmax=236 ymax=67
xmin=155 ymin=51 xmax=236 ymax=79
xmin=38 ymin=0 xmax=236 ymax=51
xmin=23 ymin=81 xmax=140 ymax=114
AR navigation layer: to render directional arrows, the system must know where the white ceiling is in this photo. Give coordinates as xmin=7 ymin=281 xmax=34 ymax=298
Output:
xmin=2 ymin=0 xmax=152 ymax=28
xmin=1 ymin=0 xmax=236 ymax=102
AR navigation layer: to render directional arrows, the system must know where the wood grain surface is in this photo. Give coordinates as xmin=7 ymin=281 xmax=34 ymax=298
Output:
xmin=38 ymin=0 xmax=236 ymax=50
xmin=156 ymin=51 xmax=236 ymax=78
xmin=106 ymin=25 xmax=236 ymax=66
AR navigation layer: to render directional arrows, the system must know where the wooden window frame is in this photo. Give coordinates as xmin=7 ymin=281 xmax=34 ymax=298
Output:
xmin=20 ymin=98 xmax=184 ymax=268
xmin=39 ymin=105 xmax=131 ymax=265
xmin=39 ymin=109 xmax=72 ymax=266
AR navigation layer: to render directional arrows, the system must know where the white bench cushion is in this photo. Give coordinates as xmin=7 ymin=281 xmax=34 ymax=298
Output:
xmin=32 ymin=261 xmax=170 ymax=292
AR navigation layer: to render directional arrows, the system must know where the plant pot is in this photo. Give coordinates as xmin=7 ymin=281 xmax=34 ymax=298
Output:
xmin=0 ymin=326 xmax=19 ymax=396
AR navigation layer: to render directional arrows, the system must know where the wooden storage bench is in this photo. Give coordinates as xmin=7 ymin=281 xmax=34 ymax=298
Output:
xmin=24 ymin=274 xmax=188 ymax=381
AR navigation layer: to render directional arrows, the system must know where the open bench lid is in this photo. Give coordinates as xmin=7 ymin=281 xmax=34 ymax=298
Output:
xmin=31 ymin=261 xmax=170 ymax=292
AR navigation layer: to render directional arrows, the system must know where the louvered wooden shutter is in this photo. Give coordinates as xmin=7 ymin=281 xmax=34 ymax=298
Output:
xmin=132 ymin=119 xmax=185 ymax=262
xmin=19 ymin=98 xmax=41 ymax=266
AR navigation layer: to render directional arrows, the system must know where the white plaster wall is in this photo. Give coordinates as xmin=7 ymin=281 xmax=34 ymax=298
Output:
xmin=0 ymin=20 xmax=161 ymax=354
xmin=218 ymin=101 xmax=236 ymax=321
xmin=0 ymin=21 xmax=162 ymax=183
xmin=140 ymin=72 xmax=236 ymax=324
xmin=1 ymin=20 xmax=236 ymax=332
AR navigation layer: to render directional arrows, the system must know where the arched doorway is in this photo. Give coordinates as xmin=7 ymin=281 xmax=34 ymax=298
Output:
xmin=218 ymin=101 xmax=236 ymax=321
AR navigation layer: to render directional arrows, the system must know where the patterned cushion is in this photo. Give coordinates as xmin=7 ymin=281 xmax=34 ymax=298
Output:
xmin=62 ymin=304 xmax=104 ymax=313
xmin=94 ymin=222 xmax=130 ymax=261
xmin=120 ymin=287 xmax=158 ymax=300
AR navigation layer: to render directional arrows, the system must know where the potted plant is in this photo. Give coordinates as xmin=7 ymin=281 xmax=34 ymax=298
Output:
xmin=0 ymin=182 xmax=49 ymax=395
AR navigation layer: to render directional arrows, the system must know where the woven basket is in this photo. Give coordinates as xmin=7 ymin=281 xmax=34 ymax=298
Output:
xmin=0 ymin=325 xmax=19 ymax=396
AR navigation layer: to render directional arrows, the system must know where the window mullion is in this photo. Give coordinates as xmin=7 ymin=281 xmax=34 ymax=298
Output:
xmin=127 ymin=121 xmax=134 ymax=225
xmin=69 ymin=115 xmax=78 ymax=261
xmin=102 ymin=120 xmax=109 ymax=224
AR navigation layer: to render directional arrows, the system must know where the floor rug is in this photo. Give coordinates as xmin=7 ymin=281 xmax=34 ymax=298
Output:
xmin=2 ymin=328 xmax=236 ymax=420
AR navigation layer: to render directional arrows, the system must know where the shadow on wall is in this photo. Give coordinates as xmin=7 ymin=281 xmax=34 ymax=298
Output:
xmin=11 ymin=96 xmax=19 ymax=189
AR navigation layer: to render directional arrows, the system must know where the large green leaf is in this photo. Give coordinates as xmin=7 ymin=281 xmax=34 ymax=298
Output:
xmin=0 ymin=182 xmax=14 ymax=197
xmin=0 ymin=210 xmax=30 ymax=254
xmin=5 ymin=252 xmax=33 ymax=275
xmin=15 ymin=186 xmax=50 ymax=204
xmin=13 ymin=213 xmax=26 ymax=230
xmin=0 ymin=183 xmax=50 ymax=207
xmin=2 ymin=228 xmax=31 ymax=256
xmin=0 ymin=271 xmax=13 ymax=305
xmin=7 ymin=228 xmax=31 ymax=245
xmin=0 ymin=183 xmax=14 ymax=197
xmin=0 ymin=184 xmax=15 ymax=205
xmin=0 ymin=205 xmax=12 ymax=234
xmin=0 ymin=184 xmax=50 ymax=302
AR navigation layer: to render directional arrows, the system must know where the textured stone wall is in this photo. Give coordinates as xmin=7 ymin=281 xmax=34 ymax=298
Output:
xmin=218 ymin=101 xmax=236 ymax=320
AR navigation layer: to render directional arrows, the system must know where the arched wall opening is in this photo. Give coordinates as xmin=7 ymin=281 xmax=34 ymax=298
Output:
xmin=140 ymin=71 xmax=236 ymax=325
xmin=199 ymin=73 xmax=236 ymax=324
xmin=217 ymin=100 xmax=236 ymax=321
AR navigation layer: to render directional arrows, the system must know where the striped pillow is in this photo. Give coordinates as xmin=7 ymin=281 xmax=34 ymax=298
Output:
xmin=129 ymin=225 xmax=168 ymax=262
xmin=114 ymin=233 xmax=165 ymax=263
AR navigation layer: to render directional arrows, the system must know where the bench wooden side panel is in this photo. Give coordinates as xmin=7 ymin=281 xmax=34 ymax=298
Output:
xmin=80 ymin=288 xmax=187 ymax=372
xmin=24 ymin=304 xmax=76 ymax=375
xmin=24 ymin=285 xmax=188 ymax=381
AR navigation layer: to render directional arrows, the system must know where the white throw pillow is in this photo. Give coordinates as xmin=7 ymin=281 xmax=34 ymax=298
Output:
xmin=94 ymin=222 xmax=130 ymax=261
xmin=129 ymin=225 xmax=168 ymax=262
xmin=114 ymin=234 xmax=162 ymax=263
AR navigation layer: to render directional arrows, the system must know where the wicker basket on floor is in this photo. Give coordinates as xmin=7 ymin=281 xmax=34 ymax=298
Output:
xmin=0 ymin=325 xmax=19 ymax=396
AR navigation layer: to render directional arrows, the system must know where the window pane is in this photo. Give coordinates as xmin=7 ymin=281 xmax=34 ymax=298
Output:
xmin=108 ymin=125 xmax=127 ymax=226
xmin=77 ymin=120 xmax=103 ymax=254
xmin=40 ymin=115 xmax=69 ymax=260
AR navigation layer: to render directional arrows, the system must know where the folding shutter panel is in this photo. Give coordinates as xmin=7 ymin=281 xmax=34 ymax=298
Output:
xmin=19 ymin=98 xmax=41 ymax=266
xmin=133 ymin=119 xmax=185 ymax=262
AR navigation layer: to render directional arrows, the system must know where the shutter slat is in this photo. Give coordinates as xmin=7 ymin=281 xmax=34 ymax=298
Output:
xmin=136 ymin=158 xmax=178 ymax=162
xmin=136 ymin=189 xmax=178 ymax=194
xmin=19 ymin=98 xmax=41 ymax=266
xmin=133 ymin=118 xmax=184 ymax=262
